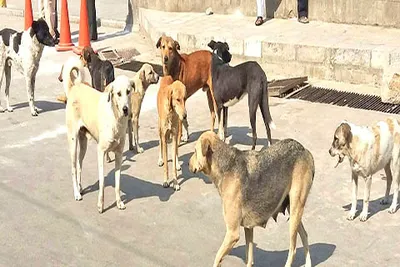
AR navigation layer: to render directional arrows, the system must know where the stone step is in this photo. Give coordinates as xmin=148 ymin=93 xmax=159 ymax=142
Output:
xmin=139 ymin=8 xmax=400 ymax=102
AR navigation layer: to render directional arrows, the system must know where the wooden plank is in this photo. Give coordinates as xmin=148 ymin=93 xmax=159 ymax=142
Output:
xmin=268 ymin=76 xmax=308 ymax=97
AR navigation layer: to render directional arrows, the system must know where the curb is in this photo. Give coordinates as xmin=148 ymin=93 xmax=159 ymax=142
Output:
xmin=0 ymin=7 xmax=126 ymax=29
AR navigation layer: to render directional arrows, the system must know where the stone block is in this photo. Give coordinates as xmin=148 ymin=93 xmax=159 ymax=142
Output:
xmin=262 ymin=42 xmax=296 ymax=63
xmin=382 ymin=73 xmax=400 ymax=104
xmin=244 ymin=37 xmax=262 ymax=58
xmin=371 ymin=48 xmax=391 ymax=69
xmin=296 ymin=45 xmax=326 ymax=63
xmin=177 ymin=33 xmax=197 ymax=50
xmin=332 ymin=48 xmax=371 ymax=67
xmin=334 ymin=66 xmax=381 ymax=86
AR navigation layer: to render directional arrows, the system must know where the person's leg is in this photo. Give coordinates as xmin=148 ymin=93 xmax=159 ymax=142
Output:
xmin=54 ymin=0 xmax=59 ymax=37
xmin=255 ymin=0 xmax=265 ymax=26
xmin=298 ymin=0 xmax=309 ymax=23
xmin=0 ymin=0 xmax=7 ymax=8
xmin=87 ymin=0 xmax=98 ymax=40
xmin=45 ymin=0 xmax=56 ymax=37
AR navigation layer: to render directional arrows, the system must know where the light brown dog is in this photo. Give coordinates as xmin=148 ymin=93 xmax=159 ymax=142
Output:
xmin=157 ymin=76 xmax=187 ymax=191
xmin=156 ymin=34 xmax=217 ymax=141
xmin=189 ymin=131 xmax=314 ymax=267
xmin=65 ymin=67 xmax=133 ymax=213
xmin=105 ymin=63 xmax=159 ymax=162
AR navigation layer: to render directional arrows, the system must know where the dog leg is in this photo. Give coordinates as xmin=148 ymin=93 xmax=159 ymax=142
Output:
xmin=181 ymin=117 xmax=189 ymax=142
xmin=4 ymin=63 xmax=13 ymax=112
xmin=114 ymin=150 xmax=126 ymax=210
xmin=77 ymin=132 xmax=88 ymax=194
xmin=0 ymin=67 xmax=4 ymax=112
xmin=106 ymin=152 xmax=112 ymax=163
xmin=213 ymin=227 xmax=240 ymax=267
xmin=171 ymin=132 xmax=180 ymax=191
xmin=161 ymin=134 xmax=169 ymax=188
xmin=244 ymin=227 xmax=254 ymax=267
xmin=223 ymin=107 xmax=228 ymax=137
xmin=133 ymin=118 xmax=144 ymax=153
xmin=97 ymin=148 xmax=106 ymax=213
xmin=68 ymin=131 xmax=82 ymax=201
xmin=381 ymin=163 xmax=392 ymax=205
xmin=26 ymin=75 xmax=38 ymax=116
xmin=207 ymin=89 xmax=216 ymax=132
xmin=389 ymin=159 xmax=400 ymax=213
xmin=298 ymin=221 xmax=312 ymax=267
xmin=359 ymin=176 xmax=372 ymax=221
xmin=217 ymin=107 xmax=225 ymax=141
xmin=347 ymin=172 xmax=358 ymax=220
xmin=249 ymin=99 xmax=258 ymax=150
xmin=158 ymin=127 xmax=164 ymax=167
xmin=285 ymin=197 xmax=305 ymax=266
xmin=128 ymin=119 xmax=134 ymax=151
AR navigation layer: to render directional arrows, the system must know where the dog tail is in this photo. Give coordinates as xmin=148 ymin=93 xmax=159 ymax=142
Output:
xmin=66 ymin=66 xmax=81 ymax=95
xmin=261 ymin=78 xmax=276 ymax=130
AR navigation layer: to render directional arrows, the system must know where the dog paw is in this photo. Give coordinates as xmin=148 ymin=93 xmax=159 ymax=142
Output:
xmin=176 ymin=163 xmax=181 ymax=171
xmin=117 ymin=200 xmax=126 ymax=210
xmin=137 ymin=146 xmax=144 ymax=153
xmin=97 ymin=203 xmax=104 ymax=214
xmin=388 ymin=205 xmax=397 ymax=214
xmin=0 ymin=107 xmax=5 ymax=113
xmin=31 ymin=109 xmax=38 ymax=116
xmin=74 ymin=192 xmax=82 ymax=201
xmin=380 ymin=198 xmax=389 ymax=205
xmin=106 ymin=155 xmax=112 ymax=163
xmin=359 ymin=212 xmax=368 ymax=222
xmin=173 ymin=184 xmax=180 ymax=191
xmin=129 ymin=145 xmax=135 ymax=151
xmin=181 ymin=134 xmax=189 ymax=143
xmin=7 ymin=106 xmax=13 ymax=112
xmin=162 ymin=182 xmax=169 ymax=188
xmin=158 ymin=159 xmax=164 ymax=167
xmin=347 ymin=212 xmax=356 ymax=221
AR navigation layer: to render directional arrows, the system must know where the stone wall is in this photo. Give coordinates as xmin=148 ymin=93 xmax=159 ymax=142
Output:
xmin=132 ymin=0 xmax=400 ymax=28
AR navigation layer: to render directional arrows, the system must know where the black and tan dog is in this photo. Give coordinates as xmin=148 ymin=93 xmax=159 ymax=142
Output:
xmin=81 ymin=46 xmax=115 ymax=92
xmin=189 ymin=131 xmax=314 ymax=267
xmin=208 ymin=40 xmax=275 ymax=149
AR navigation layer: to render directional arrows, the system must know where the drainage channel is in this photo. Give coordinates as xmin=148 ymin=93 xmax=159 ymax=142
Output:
xmin=286 ymin=86 xmax=400 ymax=114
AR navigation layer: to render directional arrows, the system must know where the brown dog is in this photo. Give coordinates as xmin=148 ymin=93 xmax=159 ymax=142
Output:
xmin=189 ymin=131 xmax=314 ymax=267
xmin=156 ymin=34 xmax=217 ymax=141
xmin=157 ymin=76 xmax=187 ymax=191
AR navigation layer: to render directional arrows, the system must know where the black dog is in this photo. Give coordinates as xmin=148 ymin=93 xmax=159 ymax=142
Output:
xmin=208 ymin=40 xmax=275 ymax=149
xmin=81 ymin=46 xmax=115 ymax=92
xmin=0 ymin=18 xmax=55 ymax=116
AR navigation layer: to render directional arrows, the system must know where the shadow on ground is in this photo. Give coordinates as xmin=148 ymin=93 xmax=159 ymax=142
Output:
xmin=11 ymin=100 xmax=65 ymax=113
xmin=231 ymin=242 xmax=335 ymax=266
xmin=81 ymin=172 xmax=175 ymax=213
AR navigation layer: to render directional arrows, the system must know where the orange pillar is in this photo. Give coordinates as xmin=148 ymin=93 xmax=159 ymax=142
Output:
xmin=56 ymin=0 xmax=75 ymax=51
xmin=24 ymin=0 xmax=33 ymax=30
xmin=73 ymin=0 xmax=91 ymax=55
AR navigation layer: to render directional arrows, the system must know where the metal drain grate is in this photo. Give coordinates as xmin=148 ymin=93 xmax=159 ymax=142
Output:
xmin=287 ymin=86 xmax=400 ymax=114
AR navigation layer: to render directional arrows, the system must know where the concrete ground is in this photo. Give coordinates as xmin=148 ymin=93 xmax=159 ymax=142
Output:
xmin=1 ymin=15 xmax=400 ymax=267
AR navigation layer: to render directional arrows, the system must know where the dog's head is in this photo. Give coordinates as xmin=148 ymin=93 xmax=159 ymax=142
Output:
xmin=156 ymin=34 xmax=180 ymax=69
xmin=31 ymin=18 xmax=55 ymax=47
xmin=168 ymin=80 xmax=187 ymax=121
xmin=189 ymin=131 xmax=217 ymax=175
xmin=208 ymin=40 xmax=232 ymax=63
xmin=80 ymin=46 xmax=96 ymax=66
xmin=139 ymin=63 xmax=159 ymax=90
xmin=329 ymin=122 xmax=353 ymax=165
xmin=106 ymin=75 xmax=134 ymax=117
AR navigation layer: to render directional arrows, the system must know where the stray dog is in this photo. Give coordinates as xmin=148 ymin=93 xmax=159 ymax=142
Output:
xmin=208 ymin=40 xmax=275 ymax=149
xmin=189 ymin=131 xmax=314 ymax=267
xmin=329 ymin=118 xmax=400 ymax=221
xmin=56 ymin=55 xmax=90 ymax=103
xmin=128 ymin=63 xmax=159 ymax=153
xmin=105 ymin=63 xmax=159 ymax=162
xmin=81 ymin=46 xmax=115 ymax=92
xmin=0 ymin=18 xmax=55 ymax=115
xmin=156 ymin=34 xmax=217 ymax=141
xmin=157 ymin=75 xmax=187 ymax=191
xmin=65 ymin=67 xmax=133 ymax=213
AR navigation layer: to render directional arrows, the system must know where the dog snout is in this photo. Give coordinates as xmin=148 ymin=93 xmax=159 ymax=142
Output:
xmin=329 ymin=147 xmax=335 ymax=157
xmin=163 ymin=56 xmax=168 ymax=63
xmin=123 ymin=106 xmax=129 ymax=116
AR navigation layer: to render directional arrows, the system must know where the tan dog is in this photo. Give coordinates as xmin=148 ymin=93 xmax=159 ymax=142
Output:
xmin=329 ymin=118 xmax=400 ymax=221
xmin=105 ymin=64 xmax=159 ymax=163
xmin=189 ymin=132 xmax=314 ymax=267
xmin=65 ymin=67 xmax=133 ymax=213
xmin=157 ymin=76 xmax=187 ymax=191
xmin=156 ymin=34 xmax=217 ymax=141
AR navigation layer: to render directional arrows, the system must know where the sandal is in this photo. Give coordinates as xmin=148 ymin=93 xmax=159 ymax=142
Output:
xmin=255 ymin=16 xmax=264 ymax=26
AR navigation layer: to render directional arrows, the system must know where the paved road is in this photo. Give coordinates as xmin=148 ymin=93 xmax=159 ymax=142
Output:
xmin=1 ymin=15 xmax=400 ymax=267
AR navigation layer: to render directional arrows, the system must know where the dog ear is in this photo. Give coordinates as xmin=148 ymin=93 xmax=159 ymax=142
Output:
xmin=130 ymin=79 xmax=136 ymax=92
xmin=140 ymin=69 xmax=146 ymax=83
xmin=82 ymin=48 xmax=91 ymax=63
xmin=208 ymin=40 xmax=216 ymax=50
xmin=31 ymin=20 xmax=39 ymax=33
xmin=174 ymin=41 xmax=180 ymax=51
xmin=224 ymin=42 xmax=230 ymax=51
xmin=201 ymin=137 xmax=211 ymax=157
xmin=156 ymin=36 xmax=162 ymax=48
xmin=107 ymin=85 xmax=113 ymax=102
